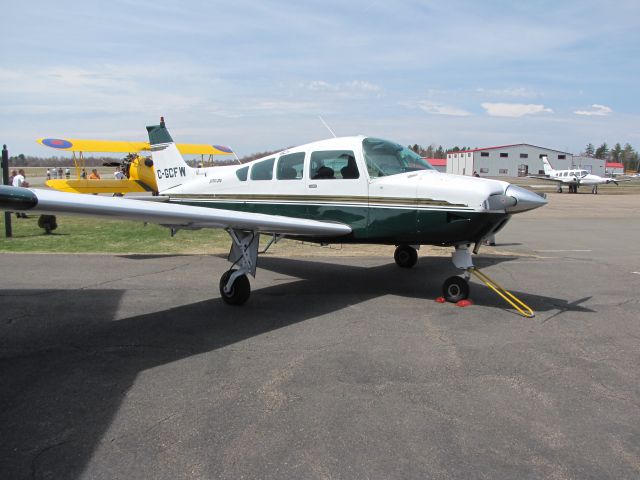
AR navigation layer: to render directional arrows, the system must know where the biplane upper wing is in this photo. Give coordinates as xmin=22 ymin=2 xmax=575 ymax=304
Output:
xmin=0 ymin=186 xmax=352 ymax=237
xmin=37 ymin=138 xmax=233 ymax=155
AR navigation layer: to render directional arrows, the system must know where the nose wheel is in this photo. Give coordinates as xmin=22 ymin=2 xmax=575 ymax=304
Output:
xmin=442 ymin=276 xmax=470 ymax=302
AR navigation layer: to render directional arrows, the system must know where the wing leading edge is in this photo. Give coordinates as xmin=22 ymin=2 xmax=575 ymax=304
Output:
xmin=0 ymin=186 xmax=352 ymax=237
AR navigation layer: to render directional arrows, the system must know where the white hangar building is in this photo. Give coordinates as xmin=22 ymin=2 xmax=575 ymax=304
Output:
xmin=446 ymin=144 xmax=605 ymax=177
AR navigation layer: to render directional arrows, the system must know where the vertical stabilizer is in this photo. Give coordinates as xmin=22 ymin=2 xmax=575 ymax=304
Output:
xmin=541 ymin=155 xmax=554 ymax=176
xmin=146 ymin=118 xmax=195 ymax=193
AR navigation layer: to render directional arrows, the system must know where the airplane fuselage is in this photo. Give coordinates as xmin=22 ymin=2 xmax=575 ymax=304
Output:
xmin=160 ymin=136 xmax=532 ymax=246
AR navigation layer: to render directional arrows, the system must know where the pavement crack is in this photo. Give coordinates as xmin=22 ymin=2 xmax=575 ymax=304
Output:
xmin=78 ymin=258 xmax=200 ymax=290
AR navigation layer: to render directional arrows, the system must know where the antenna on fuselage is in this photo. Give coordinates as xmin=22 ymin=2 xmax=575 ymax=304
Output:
xmin=318 ymin=115 xmax=337 ymax=138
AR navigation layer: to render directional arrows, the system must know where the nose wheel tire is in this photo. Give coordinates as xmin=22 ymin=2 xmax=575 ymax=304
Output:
xmin=219 ymin=270 xmax=251 ymax=305
xmin=442 ymin=276 xmax=470 ymax=303
xmin=394 ymin=245 xmax=418 ymax=268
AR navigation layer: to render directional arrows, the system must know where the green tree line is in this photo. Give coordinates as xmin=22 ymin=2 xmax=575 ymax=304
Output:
xmin=582 ymin=142 xmax=639 ymax=170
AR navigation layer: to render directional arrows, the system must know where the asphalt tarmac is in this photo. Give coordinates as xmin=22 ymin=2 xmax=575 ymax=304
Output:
xmin=1 ymin=194 xmax=639 ymax=479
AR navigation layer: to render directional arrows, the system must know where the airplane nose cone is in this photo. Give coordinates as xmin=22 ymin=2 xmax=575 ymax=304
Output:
xmin=504 ymin=184 xmax=547 ymax=213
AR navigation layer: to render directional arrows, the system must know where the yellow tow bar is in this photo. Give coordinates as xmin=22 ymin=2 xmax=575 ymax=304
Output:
xmin=468 ymin=267 xmax=535 ymax=318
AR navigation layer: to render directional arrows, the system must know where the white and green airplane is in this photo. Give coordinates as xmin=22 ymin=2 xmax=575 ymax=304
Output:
xmin=0 ymin=119 xmax=546 ymax=305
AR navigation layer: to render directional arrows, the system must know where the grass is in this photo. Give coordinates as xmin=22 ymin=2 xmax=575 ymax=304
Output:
xmin=0 ymin=213 xmax=404 ymax=257
xmin=0 ymin=214 xmax=231 ymax=254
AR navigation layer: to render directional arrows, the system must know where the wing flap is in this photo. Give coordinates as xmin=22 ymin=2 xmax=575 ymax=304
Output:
xmin=0 ymin=186 xmax=351 ymax=237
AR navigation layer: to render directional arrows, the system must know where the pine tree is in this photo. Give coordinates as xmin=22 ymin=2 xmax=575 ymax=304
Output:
xmin=611 ymin=143 xmax=623 ymax=162
xmin=595 ymin=142 xmax=609 ymax=159
xmin=585 ymin=143 xmax=595 ymax=156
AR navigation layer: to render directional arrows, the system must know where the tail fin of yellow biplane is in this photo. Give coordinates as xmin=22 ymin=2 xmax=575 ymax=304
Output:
xmin=147 ymin=118 xmax=196 ymax=193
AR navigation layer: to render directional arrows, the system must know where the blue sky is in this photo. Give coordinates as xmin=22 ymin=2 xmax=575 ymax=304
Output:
xmin=2 ymin=0 xmax=639 ymax=157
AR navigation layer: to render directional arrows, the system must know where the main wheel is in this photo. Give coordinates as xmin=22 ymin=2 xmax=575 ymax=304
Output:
xmin=394 ymin=245 xmax=418 ymax=268
xmin=442 ymin=276 xmax=470 ymax=303
xmin=219 ymin=270 xmax=251 ymax=305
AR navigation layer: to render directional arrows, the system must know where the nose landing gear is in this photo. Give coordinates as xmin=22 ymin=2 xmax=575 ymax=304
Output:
xmin=441 ymin=244 xmax=535 ymax=317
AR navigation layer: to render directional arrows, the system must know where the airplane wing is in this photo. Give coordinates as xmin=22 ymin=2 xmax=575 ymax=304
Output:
xmin=37 ymin=138 xmax=233 ymax=156
xmin=45 ymin=179 xmax=153 ymax=194
xmin=0 ymin=186 xmax=352 ymax=237
xmin=526 ymin=175 xmax=563 ymax=183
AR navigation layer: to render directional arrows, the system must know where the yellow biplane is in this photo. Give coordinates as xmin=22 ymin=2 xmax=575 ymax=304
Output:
xmin=38 ymin=137 xmax=235 ymax=195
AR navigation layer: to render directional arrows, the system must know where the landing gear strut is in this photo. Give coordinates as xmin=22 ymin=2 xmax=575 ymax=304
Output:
xmin=219 ymin=229 xmax=259 ymax=305
xmin=394 ymin=244 xmax=418 ymax=268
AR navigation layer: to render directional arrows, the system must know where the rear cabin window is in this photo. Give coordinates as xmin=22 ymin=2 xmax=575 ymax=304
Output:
xmin=276 ymin=152 xmax=305 ymax=180
xmin=250 ymin=158 xmax=275 ymax=180
xmin=236 ymin=166 xmax=249 ymax=181
xmin=309 ymin=150 xmax=359 ymax=180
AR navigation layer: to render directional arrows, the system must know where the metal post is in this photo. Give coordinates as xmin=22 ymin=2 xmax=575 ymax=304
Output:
xmin=2 ymin=144 xmax=12 ymax=237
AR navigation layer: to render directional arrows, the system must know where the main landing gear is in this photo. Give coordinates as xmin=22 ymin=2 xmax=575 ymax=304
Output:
xmin=219 ymin=229 xmax=260 ymax=305
xmin=394 ymin=244 xmax=418 ymax=268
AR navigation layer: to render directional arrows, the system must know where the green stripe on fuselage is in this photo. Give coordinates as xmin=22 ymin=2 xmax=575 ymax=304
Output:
xmin=170 ymin=199 xmax=508 ymax=245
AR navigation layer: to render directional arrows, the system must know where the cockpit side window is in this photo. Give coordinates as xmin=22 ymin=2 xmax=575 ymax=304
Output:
xmin=309 ymin=150 xmax=359 ymax=180
xmin=276 ymin=152 xmax=305 ymax=180
xmin=362 ymin=138 xmax=435 ymax=178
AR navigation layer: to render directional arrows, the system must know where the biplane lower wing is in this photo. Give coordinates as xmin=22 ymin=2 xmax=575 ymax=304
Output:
xmin=0 ymin=186 xmax=352 ymax=237
xmin=45 ymin=179 xmax=154 ymax=194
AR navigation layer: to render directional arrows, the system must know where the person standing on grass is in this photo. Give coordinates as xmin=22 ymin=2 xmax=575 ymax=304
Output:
xmin=12 ymin=169 xmax=29 ymax=218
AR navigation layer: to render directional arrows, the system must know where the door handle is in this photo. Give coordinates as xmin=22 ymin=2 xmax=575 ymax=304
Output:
xmin=308 ymin=184 xmax=317 ymax=188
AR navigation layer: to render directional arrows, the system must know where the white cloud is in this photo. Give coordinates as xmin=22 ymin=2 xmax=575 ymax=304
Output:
xmin=303 ymin=80 xmax=382 ymax=98
xmin=481 ymin=102 xmax=553 ymax=117
xmin=476 ymin=87 xmax=540 ymax=98
xmin=574 ymin=104 xmax=612 ymax=116
xmin=415 ymin=101 xmax=471 ymax=117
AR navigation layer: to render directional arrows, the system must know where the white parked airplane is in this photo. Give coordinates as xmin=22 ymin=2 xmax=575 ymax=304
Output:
xmin=0 ymin=119 xmax=547 ymax=305
xmin=530 ymin=156 xmax=623 ymax=193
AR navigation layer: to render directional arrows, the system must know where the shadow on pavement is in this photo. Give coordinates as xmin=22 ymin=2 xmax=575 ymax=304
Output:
xmin=0 ymin=255 xmax=594 ymax=478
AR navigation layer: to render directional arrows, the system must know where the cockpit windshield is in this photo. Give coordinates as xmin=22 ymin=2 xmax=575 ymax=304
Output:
xmin=363 ymin=138 xmax=435 ymax=178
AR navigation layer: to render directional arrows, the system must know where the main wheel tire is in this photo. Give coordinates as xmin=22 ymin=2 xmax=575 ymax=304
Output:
xmin=442 ymin=276 xmax=470 ymax=303
xmin=394 ymin=245 xmax=418 ymax=268
xmin=219 ymin=270 xmax=251 ymax=305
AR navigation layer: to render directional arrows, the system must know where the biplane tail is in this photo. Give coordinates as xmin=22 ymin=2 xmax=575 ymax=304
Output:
xmin=146 ymin=117 xmax=195 ymax=193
